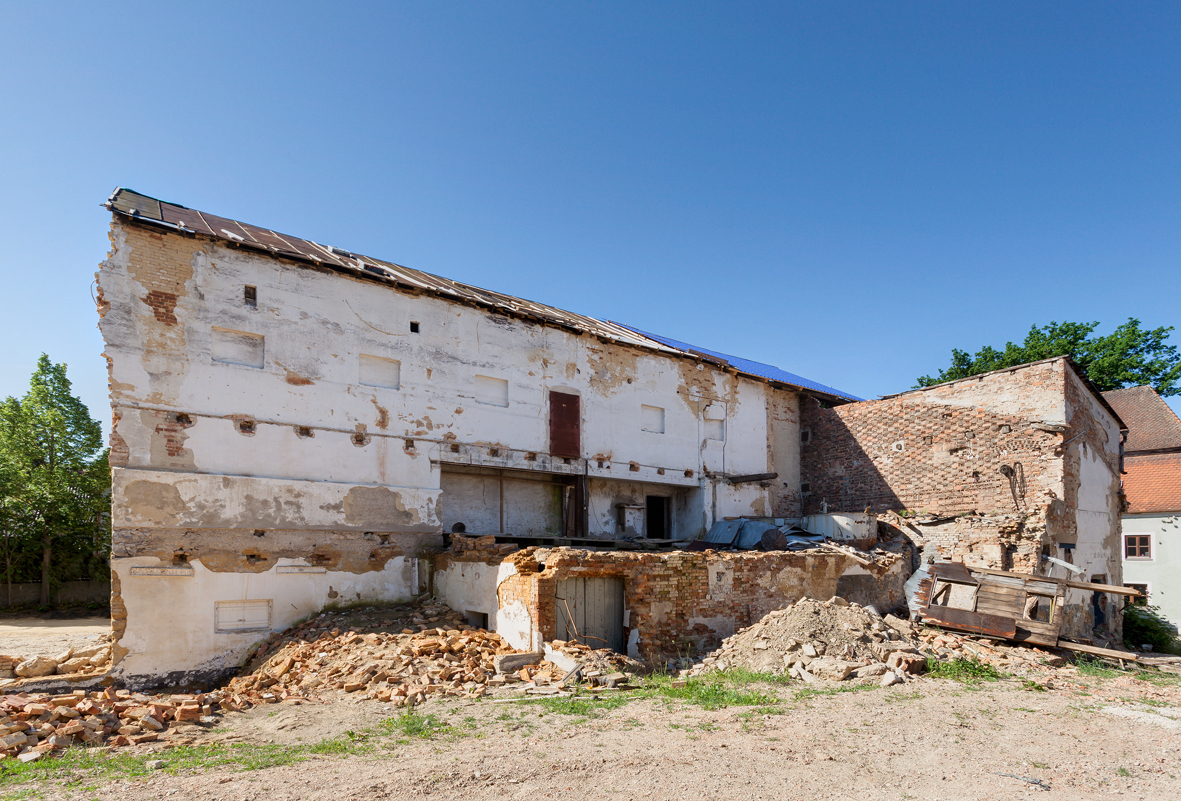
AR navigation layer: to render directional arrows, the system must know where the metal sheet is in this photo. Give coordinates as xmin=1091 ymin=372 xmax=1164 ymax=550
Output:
xmin=548 ymin=391 xmax=580 ymax=459
xmin=921 ymin=605 xmax=1017 ymax=639
xmin=702 ymin=519 xmax=744 ymax=547
xmin=801 ymin=513 xmax=875 ymax=543
xmin=736 ymin=520 xmax=778 ymax=550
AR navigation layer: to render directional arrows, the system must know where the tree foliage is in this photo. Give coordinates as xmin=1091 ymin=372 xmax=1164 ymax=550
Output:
xmin=0 ymin=355 xmax=110 ymax=605
xmin=916 ymin=318 xmax=1181 ymax=396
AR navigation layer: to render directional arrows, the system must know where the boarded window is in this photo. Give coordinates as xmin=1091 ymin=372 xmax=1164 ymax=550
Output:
xmin=211 ymin=327 xmax=264 ymax=369
xmin=704 ymin=419 xmax=725 ymax=441
xmin=214 ymin=599 xmax=272 ymax=632
xmin=549 ymin=391 xmax=580 ymax=458
xmin=359 ymin=354 xmax=401 ymax=389
xmin=475 ymin=375 xmax=509 ymax=407
xmin=641 ymin=404 xmax=665 ymax=434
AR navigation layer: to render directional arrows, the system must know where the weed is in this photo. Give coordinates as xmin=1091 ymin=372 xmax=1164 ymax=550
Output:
xmin=1117 ymin=767 xmax=1131 ymax=777
xmin=926 ymin=658 xmax=1003 ymax=684
xmin=526 ymin=694 xmax=630 ymax=717
xmin=792 ymin=684 xmax=874 ymax=703
xmin=380 ymin=711 xmax=462 ymax=740
xmin=1031 ymin=761 xmax=1050 ymax=769
xmin=884 ymin=691 xmax=923 ymax=703
xmin=638 ymin=673 xmax=781 ymax=711
xmin=1020 ymin=679 xmax=1048 ymax=692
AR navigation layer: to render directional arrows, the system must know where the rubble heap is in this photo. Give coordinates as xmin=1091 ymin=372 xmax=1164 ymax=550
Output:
xmin=684 ymin=596 xmax=929 ymax=684
xmin=0 ymin=640 xmax=115 ymax=683
xmin=225 ymin=600 xmax=641 ymax=708
xmin=0 ymin=686 xmax=231 ymax=763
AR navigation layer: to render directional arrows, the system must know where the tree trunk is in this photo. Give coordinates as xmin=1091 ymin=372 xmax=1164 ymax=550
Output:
xmin=40 ymin=533 xmax=51 ymax=606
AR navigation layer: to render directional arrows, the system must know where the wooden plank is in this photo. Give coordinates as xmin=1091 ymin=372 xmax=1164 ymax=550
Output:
xmin=976 ymin=600 xmax=1023 ymax=617
xmin=929 ymin=562 xmax=978 ymax=584
xmin=977 ymin=585 xmax=1026 ymax=600
xmin=921 ymin=605 xmax=1017 ymax=639
xmin=1057 ymin=641 xmax=1141 ymax=661
xmin=967 ymin=567 xmax=1143 ymax=597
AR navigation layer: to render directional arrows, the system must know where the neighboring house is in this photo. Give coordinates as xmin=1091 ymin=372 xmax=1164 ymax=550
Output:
xmin=95 ymin=188 xmax=1129 ymax=684
xmin=1102 ymin=386 xmax=1181 ymax=627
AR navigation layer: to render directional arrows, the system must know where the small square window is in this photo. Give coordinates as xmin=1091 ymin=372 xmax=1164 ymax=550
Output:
xmin=244 ymin=286 xmax=257 ymax=307
xmin=1124 ymin=535 xmax=1151 ymax=559
xmin=410 ymin=321 xmax=420 ymax=333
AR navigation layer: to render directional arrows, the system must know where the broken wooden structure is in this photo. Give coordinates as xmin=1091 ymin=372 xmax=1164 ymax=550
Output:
xmin=916 ymin=562 xmax=1142 ymax=654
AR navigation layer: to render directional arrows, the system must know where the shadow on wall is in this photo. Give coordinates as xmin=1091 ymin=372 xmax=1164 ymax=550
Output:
xmin=799 ymin=397 xmax=902 ymax=515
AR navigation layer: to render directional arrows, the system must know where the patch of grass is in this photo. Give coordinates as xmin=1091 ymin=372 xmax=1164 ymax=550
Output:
xmin=526 ymin=694 xmax=630 ymax=717
xmin=884 ymin=691 xmax=923 ymax=703
xmin=926 ymin=658 xmax=1004 ymax=684
xmin=638 ymin=673 xmax=782 ymax=711
xmin=1019 ymin=679 xmax=1048 ymax=692
xmin=792 ymin=684 xmax=875 ymax=703
xmin=379 ymin=711 xmax=476 ymax=741
xmin=1075 ymin=655 xmax=1122 ymax=679
xmin=0 ymin=737 xmax=370 ymax=792
xmin=1117 ymin=767 xmax=1132 ymax=777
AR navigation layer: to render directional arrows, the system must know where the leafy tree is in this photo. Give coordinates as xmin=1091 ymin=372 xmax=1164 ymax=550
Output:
xmin=0 ymin=355 xmax=109 ymax=605
xmin=916 ymin=318 xmax=1181 ymax=396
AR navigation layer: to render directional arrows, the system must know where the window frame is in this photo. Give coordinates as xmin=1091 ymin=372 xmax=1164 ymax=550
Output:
xmin=1124 ymin=534 xmax=1152 ymax=560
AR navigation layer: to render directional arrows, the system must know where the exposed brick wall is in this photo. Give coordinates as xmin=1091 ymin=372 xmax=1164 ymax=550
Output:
xmin=799 ymin=366 xmax=1067 ymax=516
xmin=491 ymin=547 xmax=890 ymax=663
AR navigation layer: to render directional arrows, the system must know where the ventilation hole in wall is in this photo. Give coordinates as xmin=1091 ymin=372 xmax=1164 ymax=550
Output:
xmin=629 ymin=462 xmax=640 ymax=472
xmin=253 ymin=529 xmax=266 ymax=537
xmin=965 ymin=431 xmax=976 ymax=439
xmin=657 ymin=468 xmax=665 ymax=475
xmin=525 ymin=452 xmax=537 ymax=461
xmin=563 ymin=458 xmax=573 ymax=465
xmin=353 ymin=433 xmax=369 ymax=447
xmin=489 ymin=448 xmax=500 ymax=457
xmin=801 ymin=428 xmax=812 ymax=444
xmin=684 ymin=469 xmax=694 ymax=478
xmin=597 ymin=460 xmax=606 ymax=469
xmin=379 ymin=534 xmax=390 ymax=545
xmin=245 ymin=553 xmax=265 ymax=564
xmin=999 ymin=424 xmax=1012 ymax=433
xmin=244 ymin=285 xmax=257 ymax=307
xmin=238 ymin=420 xmax=256 ymax=435
xmin=801 ymin=483 xmax=811 ymax=493
xmin=172 ymin=551 xmax=190 ymax=565
xmin=450 ymin=443 xmax=461 ymax=453
xmin=410 ymin=321 xmax=420 ymax=333
xmin=971 ymin=471 xmax=980 ymax=483
xmin=923 ymin=435 xmax=933 ymax=446
xmin=404 ymin=439 xmax=415 ymax=451
xmin=295 ymin=426 xmax=313 ymax=439
xmin=174 ymin=413 xmax=193 ymax=426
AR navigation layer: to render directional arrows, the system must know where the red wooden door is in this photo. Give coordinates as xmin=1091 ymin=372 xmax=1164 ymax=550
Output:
xmin=549 ymin=391 xmax=581 ymax=459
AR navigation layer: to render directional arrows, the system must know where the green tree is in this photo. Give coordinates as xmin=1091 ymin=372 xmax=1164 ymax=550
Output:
xmin=916 ymin=318 xmax=1181 ymax=396
xmin=0 ymin=355 xmax=109 ymax=605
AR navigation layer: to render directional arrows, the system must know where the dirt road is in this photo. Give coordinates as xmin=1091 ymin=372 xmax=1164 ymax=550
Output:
xmin=5 ymin=665 xmax=1179 ymax=801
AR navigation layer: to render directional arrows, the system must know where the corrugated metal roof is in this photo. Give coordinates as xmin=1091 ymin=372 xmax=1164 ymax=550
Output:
xmin=615 ymin=324 xmax=862 ymax=401
xmin=105 ymin=187 xmax=858 ymax=403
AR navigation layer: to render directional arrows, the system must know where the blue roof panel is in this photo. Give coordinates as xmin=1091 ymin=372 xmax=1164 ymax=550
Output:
xmin=615 ymin=324 xmax=862 ymax=402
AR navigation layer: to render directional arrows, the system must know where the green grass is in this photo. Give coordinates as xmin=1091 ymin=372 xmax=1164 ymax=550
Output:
xmin=926 ymin=658 xmax=1004 ymax=684
xmin=792 ymin=684 xmax=875 ymax=703
xmin=379 ymin=711 xmax=479 ymax=740
xmin=637 ymin=672 xmax=782 ymax=711
xmin=526 ymin=694 xmax=630 ymax=717
xmin=1075 ymin=655 xmax=1122 ymax=679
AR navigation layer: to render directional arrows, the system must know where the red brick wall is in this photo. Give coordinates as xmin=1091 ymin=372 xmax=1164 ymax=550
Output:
xmin=800 ymin=393 xmax=1061 ymax=516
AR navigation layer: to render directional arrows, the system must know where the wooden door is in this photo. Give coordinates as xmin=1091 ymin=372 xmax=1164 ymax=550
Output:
xmin=555 ymin=577 xmax=624 ymax=653
xmin=549 ymin=392 xmax=580 ymax=459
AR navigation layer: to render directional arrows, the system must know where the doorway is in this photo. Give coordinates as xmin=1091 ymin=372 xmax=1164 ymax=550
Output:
xmin=555 ymin=577 xmax=625 ymax=653
xmin=646 ymin=496 xmax=669 ymax=539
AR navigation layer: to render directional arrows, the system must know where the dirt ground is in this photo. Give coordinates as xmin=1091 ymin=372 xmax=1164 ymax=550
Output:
xmin=7 ymin=665 xmax=1181 ymax=801
xmin=0 ymin=617 xmax=110 ymax=658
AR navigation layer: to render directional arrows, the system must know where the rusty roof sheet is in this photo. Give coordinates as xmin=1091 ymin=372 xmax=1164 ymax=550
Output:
xmin=105 ymin=188 xmax=858 ymax=403
xmin=1102 ymin=386 xmax=1181 ymax=453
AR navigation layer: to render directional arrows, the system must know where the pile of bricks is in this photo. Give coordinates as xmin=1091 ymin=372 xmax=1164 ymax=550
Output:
xmin=0 ymin=687 xmax=230 ymax=763
xmin=225 ymin=603 xmax=519 ymax=708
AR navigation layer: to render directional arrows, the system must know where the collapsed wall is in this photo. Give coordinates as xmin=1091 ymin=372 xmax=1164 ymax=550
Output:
xmin=800 ymin=358 xmax=1125 ymax=637
xmin=432 ymin=537 xmax=906 ymax=664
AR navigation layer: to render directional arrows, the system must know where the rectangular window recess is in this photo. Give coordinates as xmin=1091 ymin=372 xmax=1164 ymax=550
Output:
xmin=704 ymin=419 xmax=725 ymax=441
xmin=276 ymin=565 xmax=328 ymax=574
xmin=215 ymin=599 xmax=273 ymax=633
xmin=244 ymin=285 xmax=257 ymax=307
xmin=359 ymin=354 xmax=401 ymax=389
xmin=641 ymin=404 xmax=665 ymax=434
xmin=475 ymin=375 xmax=509 ymax=407
xmin=130 ymin=566 xmax=194 ymax=577
xmin=211 ymin=327 xmax=265 ymax=369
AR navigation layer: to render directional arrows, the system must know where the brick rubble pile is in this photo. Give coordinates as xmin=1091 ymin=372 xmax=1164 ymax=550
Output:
xmin=0 ymin=686 xmax=231 ymax=763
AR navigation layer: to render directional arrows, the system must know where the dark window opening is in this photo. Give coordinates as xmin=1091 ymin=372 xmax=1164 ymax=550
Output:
xmin=238 ymin=420 xmax=255 ymax=435
xmin=646 ymin=496 xmax=669 ymax=540
xmin=410 ymin=321 xmax=420 ymax=333
xmin=465 ymin=610 xmax=489 ymax=630
xmin=1125 ymin=583 xmax=1149 ymax=605
xmin=244 ymin=286 xmax=257 ymax=307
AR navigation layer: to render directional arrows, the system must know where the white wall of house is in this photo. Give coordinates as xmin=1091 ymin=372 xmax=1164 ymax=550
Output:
xmin=1122 ymin=513 xmax=1181 ymax=629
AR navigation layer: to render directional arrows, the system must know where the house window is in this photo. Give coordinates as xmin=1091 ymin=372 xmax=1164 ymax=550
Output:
xmin=1125 ymin=583 xmax=1149 ymax=605
xmin=1125 ymin=535 xmax=1151 ymax=559
xmin=244 ymin=285 xmax=257 ymax=307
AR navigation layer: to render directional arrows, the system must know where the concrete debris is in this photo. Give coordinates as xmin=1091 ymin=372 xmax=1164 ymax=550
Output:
xmin=0 ymin=686 xmax=231 ymax=760
xmin=2 ymin=641 xmax=114 ymax=684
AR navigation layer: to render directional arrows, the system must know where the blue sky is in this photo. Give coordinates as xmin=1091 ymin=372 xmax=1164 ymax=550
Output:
xmin=2 ymin=2 xmax=1179 ymax=424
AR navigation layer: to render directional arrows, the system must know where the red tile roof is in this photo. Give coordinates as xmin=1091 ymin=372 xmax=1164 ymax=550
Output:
xmin=1102 ymin=386 xmax=1181 ymax=453
xmin=1123 ymin=452 xmax=1181 ymax=514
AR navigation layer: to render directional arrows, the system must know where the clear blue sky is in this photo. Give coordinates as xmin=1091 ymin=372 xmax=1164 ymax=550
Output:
xmin=2 ymin=2 xmax=1180 ymax=424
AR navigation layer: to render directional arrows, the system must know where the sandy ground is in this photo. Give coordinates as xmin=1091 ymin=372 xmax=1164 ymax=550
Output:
xmin=0 ymin=617 xmax=110 ymax=658
xmin=10 ymin=668 xmax=1181 ymax=801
